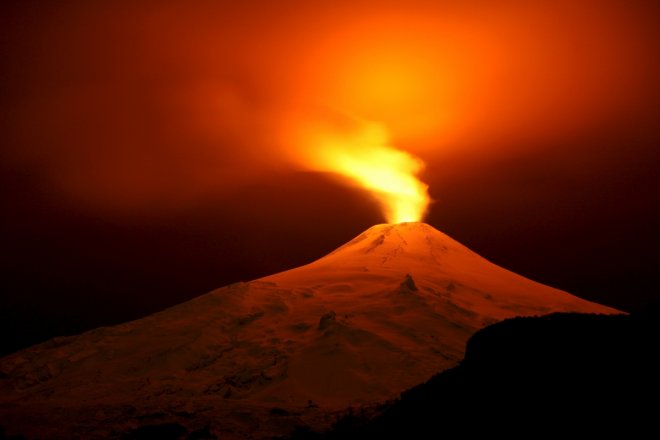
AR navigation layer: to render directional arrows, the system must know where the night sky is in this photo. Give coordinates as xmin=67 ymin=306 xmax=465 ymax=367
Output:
xmin=1 ymin=0 xmax=659 ymax=356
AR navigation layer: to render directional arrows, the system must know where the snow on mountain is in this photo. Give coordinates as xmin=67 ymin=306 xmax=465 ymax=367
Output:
xmin=0 ymin=223 xmax=620 ymax=439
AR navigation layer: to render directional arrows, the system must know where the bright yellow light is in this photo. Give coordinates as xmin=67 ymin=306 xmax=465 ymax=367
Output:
xmin=299 ymin=121 xmax=430 ymax=223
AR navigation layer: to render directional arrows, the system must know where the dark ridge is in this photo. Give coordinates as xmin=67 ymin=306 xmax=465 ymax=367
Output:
xmin=400 ymin=274 xmax=418 ymax=291
xmin=123 ymin=422 xmax=188 ymax=440
xmin=288 ymin=309 xmax=660 ymax=439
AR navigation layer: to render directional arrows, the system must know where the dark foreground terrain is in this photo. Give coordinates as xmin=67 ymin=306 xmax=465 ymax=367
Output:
xmin=289 ymin=309 xmax=660 ymax=439
xmin=2 ymin=309 xmax=657 ymax=439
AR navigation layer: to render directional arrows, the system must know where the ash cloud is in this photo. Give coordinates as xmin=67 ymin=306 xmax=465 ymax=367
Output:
xmin=1 ymin=0 xmax=658 ymax=216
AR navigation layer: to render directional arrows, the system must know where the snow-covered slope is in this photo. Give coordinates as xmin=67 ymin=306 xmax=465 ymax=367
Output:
xmin=0 ymin=223 xmax=620 ymax=438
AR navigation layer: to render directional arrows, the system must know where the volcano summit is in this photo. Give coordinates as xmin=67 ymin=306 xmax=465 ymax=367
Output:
xmin=0 ymin=223 xmax=619 ymax=439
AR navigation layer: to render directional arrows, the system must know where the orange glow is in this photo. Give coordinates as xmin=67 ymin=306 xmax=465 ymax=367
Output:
xmin=295 ymin=120 xmax=430 ymax=224
xmin=299 ymin=15 xmax=466 ymax=143
xmin=2 ymin=2 xmax=657 ymax=216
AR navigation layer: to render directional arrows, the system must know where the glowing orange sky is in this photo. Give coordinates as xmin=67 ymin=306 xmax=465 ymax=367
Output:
xmin=1 ymin=0 xmax=658 ymax=215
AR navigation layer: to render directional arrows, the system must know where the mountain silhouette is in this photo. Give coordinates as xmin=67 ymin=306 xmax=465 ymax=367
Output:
xmin=0 ymin=223 xmax=619 ymax=439
xmin=289 ymin=310 xmax=659 ymax=439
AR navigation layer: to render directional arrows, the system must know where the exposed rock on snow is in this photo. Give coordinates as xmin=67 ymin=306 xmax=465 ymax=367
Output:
xmin=0 ymin=223 xmax=621 ymax=439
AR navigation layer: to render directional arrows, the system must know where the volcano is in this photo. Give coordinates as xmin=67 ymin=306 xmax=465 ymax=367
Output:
xmin=0 ymin=223 xmax=620 ymax=439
